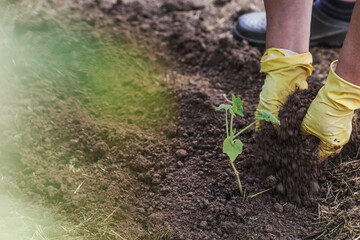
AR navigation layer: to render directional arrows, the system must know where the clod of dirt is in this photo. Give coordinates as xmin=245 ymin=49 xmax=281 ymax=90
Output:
xmin=129 ymin=155 xmax=153 ymax=173
xmin=213 ymin=0 xmax=230 ymax=7
xmin=265 ymin=224 xmax=274 ymax=233
xmin=92 ymin=141 xmax=109 ymax=160
xmin=284 ymin=203 xmax=295 ymax=212
xmin=274 ymin=203 xmax=284 ymax=213
xmin=149 ymin=212 xmax=165 ymax=225
xmin=264 ymin=175 xmax=277 ymax=188
xmin=70 ymin=138 xmax=79 ymax=145
xmin=140 ymin=23 xmax=150 ymax=31
xmin=175 ymin=149 xmax=188 ymax=158
xmin=164 ymin=124 xmax=178 ymax=138
xmin=98 ymin=0 xmax=120 ymax=11
xmin=161 ymin=0 xmax=205 ymax=12
xmin=200 ymin=220 xmax=207 ymax=228
xmin=221 ymin=221 xmax=237 ymax=234
xmin=176 ymin=161 xmax=184 ymax=168
xmin=152 ymin=174 xmax=162 ymax=185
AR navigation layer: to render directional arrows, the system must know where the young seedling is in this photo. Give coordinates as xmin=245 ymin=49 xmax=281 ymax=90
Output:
xmin=215 ymin=94 xmax=280 ymax=196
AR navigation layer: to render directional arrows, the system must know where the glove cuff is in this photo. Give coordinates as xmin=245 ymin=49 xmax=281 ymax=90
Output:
xmin=324 ymin=60 xmax=360 ymax=111
xmin=260 ymin=48 xmax=313 ymax=76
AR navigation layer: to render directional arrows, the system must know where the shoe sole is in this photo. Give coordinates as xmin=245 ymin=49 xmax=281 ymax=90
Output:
xmin=233 ymin=22 xmax=265 ymax=49
xmin=233 ymin=22 xmax=346 ymax=48
xmin=309 ymin=32 xmax=346 ymax=48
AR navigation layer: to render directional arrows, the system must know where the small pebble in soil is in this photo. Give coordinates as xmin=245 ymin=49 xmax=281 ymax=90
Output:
xmin=161 ymin=0 xmax=205 ymax=12
xmin=140 ymin=23 xmax=150 ymax=31
xmin=165 ymin=125 xmax=177 ymax=138
xmin=92 ymin=141 xmax=109 ymax=159
xmin=221 ymin=221 xmax=237 ymax=234
xmin=200 ymin=220 xmax=207 ymax=228
xmin=175 ymin=149 xmax=188 ymax=158
xmin=160 ymin=186 xmax=171 ymax=195
xmin=152 ymin=173 xmax=161 ymax=184
xmin=265 ymin=224 xmax=274 ymax=233
xmin=235 ymin=208 xmax=245 ymax=218
xmin=186 ymin=191 xmax=194 ymax=197
xmin=274 ymin=203 xmax=284 ymax=213
xmin=177 ymin=161 xmax=184 ymax=168
xmin=284 ymin=203 xmax=295 ymax=212
xmin=137 ymin=208 xmax=145 ymax=214
xmin=98 ymin=0 xmax=117 ymax=10
xmin=149 ymin=212 xmax=164 ymax=225
xmin=265 ymin=175 xmax=277 ymax=187
xmin=70 ymin=138 xmax=79 ymax=145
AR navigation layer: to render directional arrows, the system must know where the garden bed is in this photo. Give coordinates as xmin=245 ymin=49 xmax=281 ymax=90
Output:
xmin=2 ymin=0 xmax=359 ymax=239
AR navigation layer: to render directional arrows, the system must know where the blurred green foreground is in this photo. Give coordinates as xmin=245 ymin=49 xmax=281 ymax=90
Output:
xmin=0 ymin=1 xmax=173 ymax=239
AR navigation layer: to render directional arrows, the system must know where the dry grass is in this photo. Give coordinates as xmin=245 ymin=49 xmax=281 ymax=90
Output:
xmin=311 ymin=158 xmax=360 ymax=239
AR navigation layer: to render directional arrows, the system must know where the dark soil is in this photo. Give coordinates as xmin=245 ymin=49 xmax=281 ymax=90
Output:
xmin=6 ymin=0 xmax=359 ymax=239
xmin=80 ymin=0 xmax=360 ymax=239
xmin=255 ymin=89 xmax=322 ymax=206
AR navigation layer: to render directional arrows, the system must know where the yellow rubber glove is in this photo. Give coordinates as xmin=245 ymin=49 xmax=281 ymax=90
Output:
xmin=302 ymin=60 xmax=360 ymax=162
xmin=256 ymin=48 xmax=313 ymax=130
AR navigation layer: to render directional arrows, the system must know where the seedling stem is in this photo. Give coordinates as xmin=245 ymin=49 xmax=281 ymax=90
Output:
xmin=233 ymin=121 xmax=256 ymax=139
xmin=225 ymin=110 xmax=229 ymax=138
xmin=215 ymin=94 xmax=280 ymax=197
xmin=230 ymin=160 xmax=243 ymax=196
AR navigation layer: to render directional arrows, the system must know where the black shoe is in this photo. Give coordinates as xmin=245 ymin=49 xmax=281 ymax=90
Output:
xmin=233 ymin=6 xmax=349 ymax=48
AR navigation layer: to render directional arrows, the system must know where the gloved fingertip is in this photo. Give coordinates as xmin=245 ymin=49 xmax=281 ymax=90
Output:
xmin=272 ymin=122 xmax=280 ymax=132
xmin=317 ymin=142 xmax=343 ymax=163
xmin=298 ymin=81 xmax=308 ymax=91
xmin=254 ymin=120 xmax=280 ymax=133
xmin=255 ymin=121 xmax=261 ymax=132
xmin=299 ymin=123 xmax=309 ymax=136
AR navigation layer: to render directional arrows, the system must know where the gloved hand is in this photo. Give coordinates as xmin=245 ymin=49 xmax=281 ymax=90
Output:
xmin=302 ymin=60 xmax=360 ymax=162
xmin=256 ymin=48 xmax=313 ymax=130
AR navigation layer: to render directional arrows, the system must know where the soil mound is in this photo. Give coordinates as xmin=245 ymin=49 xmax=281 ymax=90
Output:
xmin=145 ymin=87 xmax=316 ymax=240
xmin=77 ymin=0 xmax=359 ymax=238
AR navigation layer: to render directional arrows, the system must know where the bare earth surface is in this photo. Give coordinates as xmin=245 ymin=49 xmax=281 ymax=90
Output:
xmin=3 ymin=0 xmax=359 ymax=239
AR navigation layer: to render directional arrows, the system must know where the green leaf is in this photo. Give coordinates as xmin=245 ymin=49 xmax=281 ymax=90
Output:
xmin=256 ymin=110 xmax=280 ymax=125
xmin=232 ymin=94 xmax=244 ymax=117
xmin=229 ymin=108 xmax=234 ymax=115
xmin=215 ymin=104 xmax=232 ymax=111
xmin=223 ymin=137 xmax=243 ymax=163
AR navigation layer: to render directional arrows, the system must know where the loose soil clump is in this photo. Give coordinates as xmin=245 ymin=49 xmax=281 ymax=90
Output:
xmin=255 ymin=89 xmax=322 ymax=206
